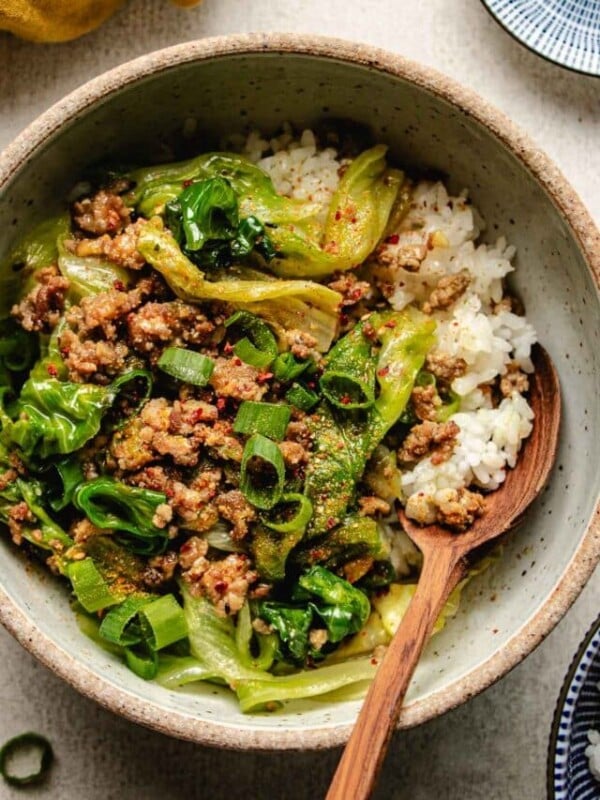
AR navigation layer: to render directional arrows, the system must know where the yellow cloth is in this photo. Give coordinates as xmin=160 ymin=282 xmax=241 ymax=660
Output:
xmin=0 ymin=0 xmax=202 ymax=43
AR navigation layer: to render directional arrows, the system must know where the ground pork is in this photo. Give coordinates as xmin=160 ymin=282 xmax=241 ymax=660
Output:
xmin=278 ymin=440 xmax=308 ymax=467
xmin=500 ymin=362 xmax=530 ymax=397
xmin=286 ymin=419 xmax=313 ymax=449
xmin=73 ymin=219 xmax=147 ymax=270
xmin=215 ymin=490 xmax=256 ymax=541
xmin=309 ymin=629 xmax=329 ymax=651
xmin=374 ymin=239 xmax=428 ymax=273
xmin=398 ymin=420 xmax=460 ymax=466
xmin=411 ymin=384 xmax=442 ymax=422
xmin=66 ymin=284 xmax=145 ymax=339
xmin=59 ymin=330 xmax=129 ymax=383
xmin=7 ymin=501 xmax=36 ymax=546
xmin=358 ymin=496 xmax=391 ymax=517
xmin=281 ymin=330 xmax=321 ymax=361
xmin=127 ymin=301 xmax=215 ymax=355
xmin=11 ymin=266 xmax=69 ymax=333
xmin=73 ymin=189 xmax=131 ymax=236
xmin=435 ymin=487 xmax=485 ymax=529
xmin=142 ymin=551 xmax=178 ymax=589
xmin=328 ymin=272 xmax=372 ymax=305
xmin=180 ymin=536 xmax=258 ymax=616
xmin=69 ymin=518 xmax=107 ymax=543
xmin=0 ymin=469 xmax=17 ymax=491
xmin=425 ymin=351 xmax=468 ymax=382
xmin=209 ymin=357 xmax=268 ymax=402
xmin=422 ymin=269 xmax=471 ymax=314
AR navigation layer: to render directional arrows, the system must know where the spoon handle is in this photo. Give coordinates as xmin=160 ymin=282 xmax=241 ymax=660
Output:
xmin=326 ymin=545 xmax=466 ymax=800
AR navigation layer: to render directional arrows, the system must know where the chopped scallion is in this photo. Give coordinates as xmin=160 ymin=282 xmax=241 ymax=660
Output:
xmin=272 ymin=352 xmax=310 ymax=382
xmin=225 ymin=310 xmax=278 ymax=369
xmin=139 ymin=594 xmax=188 ymax=650
xmin=158 ymin=347 xmax=215 ymax=386
xmin=233 ymin=401 xmax=291 ymax=441
xmin=286 ymin=383 xmax=320 ymax=411
xmin=240 ymin=433 xmax=285 ymax=510
xmin=67 ymin=559 xmax=120 ymax=613
xmin=99 ymin=596 xmax=150 ymax=647
xmin=319 ymin=370 xmax=375 ymax=410
xmin=264 ymin=493 xmax=313 ymax=533
xmin=0 ymin=733 xmax=54 ymax=787
xmin=124 ymin=644 xmax=159 ymax=680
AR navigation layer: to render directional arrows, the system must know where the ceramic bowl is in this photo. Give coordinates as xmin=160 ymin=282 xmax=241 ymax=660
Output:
xmin=0 ymin=34 xmax=599 ymax=750
xmin=548 ymin=616 xmax=600 ymax=798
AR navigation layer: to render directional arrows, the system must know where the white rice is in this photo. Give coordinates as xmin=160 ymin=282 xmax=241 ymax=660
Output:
xmin=238 ymin=128 xmax=537 ymax=529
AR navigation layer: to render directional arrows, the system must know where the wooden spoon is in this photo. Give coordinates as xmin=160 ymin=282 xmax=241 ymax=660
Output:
xmin=326 ymin=344 xmax=560 ymax=800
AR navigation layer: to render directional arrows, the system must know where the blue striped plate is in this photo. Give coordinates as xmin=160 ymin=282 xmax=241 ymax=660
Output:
xmin=481 ymin=0 xmax=600 ymax=76
xmin=548 ymin=617 xmax=600 ymax=799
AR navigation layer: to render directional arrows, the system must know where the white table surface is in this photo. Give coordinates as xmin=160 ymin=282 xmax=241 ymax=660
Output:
xmin=0 ymin=1 xmax=598 ymax=798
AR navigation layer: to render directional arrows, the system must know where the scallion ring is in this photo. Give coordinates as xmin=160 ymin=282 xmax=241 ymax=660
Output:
xmin=224 ymin=310 xmax=278 ymax=369
xmin=138 ymin=594 xmax=188 ymax=651
xmin=319 ymin=370 xmax=375 ymax=410
xmin=99 ymin=596 xmax=151 ymax=647
xmin=67 ymin=558 xmax=120 ymax=613
xmin=158 ymin=347 xmax=215 ymax=386
xmin=240 ymin=433 xmax=285 ymax=510
xmin=124 ymin=644 xmax=159 ymax=680
xmin=272 ymin=352 xmax=310 ymax=382
xmin=233 ymin=401 xmax=291 ymax=441
xmin=263 ymin=493 xmax=313 ymax=533
xmin=285 ymin=383 xmax=320 ymax=411
xmin=0 ymin=733 xmax=54 ymax=787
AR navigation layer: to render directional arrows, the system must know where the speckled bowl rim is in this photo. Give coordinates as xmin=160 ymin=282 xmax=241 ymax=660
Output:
xmin=547 ymin=615 xmax=600 ymax=798
xmin=0 ymin=33 xmax=599 ymax=752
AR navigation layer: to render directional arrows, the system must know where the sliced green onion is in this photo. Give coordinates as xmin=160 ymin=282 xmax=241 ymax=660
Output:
xmin=240 ymin=433 xmax=285 ymax=510
xmin=225 ymin=310 xmax=278 ymax=369
xmin=67 ymin=559 xmax=121 ymax=613
xmin=98 ymin=596 xmax=150 ymax=647
xmin=272 ymin=352 xmax=310 ymax=382
xmin=124 ymin=643 xmax=158 ymax=679
xmin=416 ymin=370 xmax=436 ymax=388
xmin=233 ymin=401 xmax=291 ymax=441
xmin=0 ymin=733 xmax=54 ymax=787
xmin=286 ymin=383 xmax=320 ymax=411
xmin=158 ymin=347 xmax=215 ymax=386
xmin=139 ymin=594 xmax=188 ymax=650
xmin=436 ymin=389 xmax=461 ymax=423
xmin=264 ymin=493 xmax=313 ymax=533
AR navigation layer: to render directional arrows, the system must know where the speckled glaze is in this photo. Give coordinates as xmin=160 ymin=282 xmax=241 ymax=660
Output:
xmin=0 ymin=34 xmax=599 ymax=751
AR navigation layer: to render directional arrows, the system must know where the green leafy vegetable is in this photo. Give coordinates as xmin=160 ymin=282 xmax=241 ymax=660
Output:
xmin=165 ymin=177 xmax=276 ymax=268
xmin=136 ymin=221 xmax=341 ymax=353
xmin=267 ymin=146 xmax=403 ymax=278
xmin=233 ymin=401 xmax=291 ymax=441
xmin=305 ymin=308 xmax=436 ymax=535
xmin=40 ymin=455 xmax=84 ymax=511
xmin=73 ymin=477 xmax=169 ymax=555
xmin=285 ymin=382 xmax=320 ymax=411
xmin=294 ymin=514 xmax=385 ymax=572
xmin=57 ymin=230 xmax=132 ymax=300
xmin=239 ymin=434 xmax=285 ymax=510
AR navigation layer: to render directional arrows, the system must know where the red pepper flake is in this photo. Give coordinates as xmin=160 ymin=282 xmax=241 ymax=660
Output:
xmin=223 ymin=342 xmax=234 ymax=355
xmin=191 ymin=408 xmax=204 ymax=422
xmin=340 ymin=394 xmax=352 ymax=405
xmin=326 ymin=517 xmax=336 ymax=530
xmin=377 ymin=366 xmax=390 ymax=377
xmin=385 ymin=233 xmax=400 ymax=245
xmin=351 ymin=217 xmax=357 ymax=224
xmin=216 ymin=398 xmax=227 ymax=412
xmin=165 ymin=488 xmax=175 ymax=499
xmin=257 ymin=371 xmax=273 ymax=384
xmin=232 ymin=357 xmax=242 ymax=367
xmin=183 ymin=179 xmax=193 ymax=187
xmin=371 ymin=657 xmax=378 ymax=666
xmin=307 ymin=381 xmax=316 ymax=390
xmin=113 ymin=280 xmax=125 ymax=292
xmin=335 ymin=210 xmax=342 ymax=221
xmin=384 ymin=319 xmax=397 ymax=329
xmin=47 ymin=364 xmax=58 ymax=377
xmin=60 ymin=347 xmax=70 ymax=357
xmin=340 ymin=313 xmax=349 ymax=326
xmin=214 ymin=581 xmax=228 ymax=594
xmin=349 ymin=288 xmax=363 ymax=301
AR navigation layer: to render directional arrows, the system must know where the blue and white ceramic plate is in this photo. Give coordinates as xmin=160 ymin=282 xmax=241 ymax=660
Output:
xmin=481 ymin=0 xmax=600 ymax=76
xmin=549 ymin=617 xmax=600 ymax=799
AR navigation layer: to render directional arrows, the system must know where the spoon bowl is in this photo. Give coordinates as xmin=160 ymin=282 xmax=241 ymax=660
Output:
xmin=327 ymin=344 xmax=561 ymax=799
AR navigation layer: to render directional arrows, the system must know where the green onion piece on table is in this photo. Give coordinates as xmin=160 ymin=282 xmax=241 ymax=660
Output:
xmin=233 ymin=401 xmax=291 ymax=441
xmin=224 ymin=310 xmax=278 ymax=369
xmin=158 ymin=347 xmax=214 ymax=386
xmin=0 ymin=732 xmax=54 ymax=787
xmin=285 ymin=383 xmax=319 ymax=411
xmin=67 ymin=558 xmax=121 ymax=613
xmin=240 ymin=433 xmax=285 ymax=510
